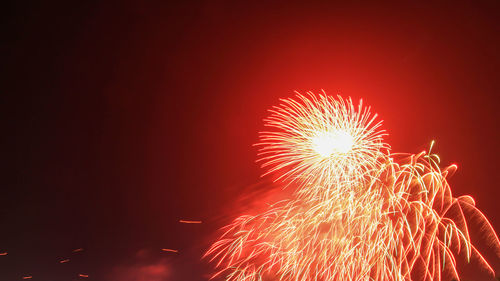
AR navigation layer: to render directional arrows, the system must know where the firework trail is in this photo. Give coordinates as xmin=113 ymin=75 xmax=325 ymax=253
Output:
xmin=206 ymin=92 xmax=500 ymax=281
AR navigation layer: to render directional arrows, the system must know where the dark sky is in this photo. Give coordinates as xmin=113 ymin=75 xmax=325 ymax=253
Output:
xmin=2 ymin=1 xmax=500 ymax=280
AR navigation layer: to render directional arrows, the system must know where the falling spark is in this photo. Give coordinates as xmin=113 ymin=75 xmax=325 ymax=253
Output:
xmin=179 ymin=220 xmax=202 ymax=224
xmin=161 ymin=248 xmax=179 ymax=253
xmin=78 ymin=274 xmax=89 ymax=278
xmin=72 ymin=248 xmax=84 ymax=253
xmin=0 ymin=252 xmax=7 ymax=256
xmin=206 ymin=92 xmax=500 ymax=281
xmin=22 ymin=276 xmax=32 ymax=280
xmin=59 ymin=258 xmax=70 ymax=263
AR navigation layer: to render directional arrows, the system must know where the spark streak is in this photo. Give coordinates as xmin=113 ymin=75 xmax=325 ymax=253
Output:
xmin=161 ymin=248 xmax=179 ymax=253
xmin=179 ymin=220 xmax=203 ymax=224
xmin=206 ymin=92 xmax=500 ymax=281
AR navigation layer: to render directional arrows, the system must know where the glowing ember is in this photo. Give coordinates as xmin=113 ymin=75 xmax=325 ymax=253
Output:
xmin=206 ymin=92 xmax=500 ymax=281
xmin=161 ymin=248 xmax=179 ymax=253
xmin=179 ymin=220 xmax=202 ymax=224
xmin=72 ymin=248 xmax=84 ymax=253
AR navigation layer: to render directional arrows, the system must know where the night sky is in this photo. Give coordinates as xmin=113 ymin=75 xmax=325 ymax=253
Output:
xmin=3 ymin=1 xmax=500 ymax=280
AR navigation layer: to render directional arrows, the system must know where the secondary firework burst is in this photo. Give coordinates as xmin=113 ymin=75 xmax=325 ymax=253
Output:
xmin=205 ymin=91 xmax=500 ymax=281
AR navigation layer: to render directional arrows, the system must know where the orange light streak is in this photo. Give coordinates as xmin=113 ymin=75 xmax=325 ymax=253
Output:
xmin=179 ymin=220 xmax=202 ymax=224
xmin=161 ymin=248 xmax=179 ymax=253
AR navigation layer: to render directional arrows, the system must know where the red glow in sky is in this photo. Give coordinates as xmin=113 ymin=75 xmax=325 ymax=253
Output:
xmin=3 ymin=1 xmax=500 ymax=280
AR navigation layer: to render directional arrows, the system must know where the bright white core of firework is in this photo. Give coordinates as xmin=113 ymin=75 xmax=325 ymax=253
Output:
xmin=312 ymin=130 xmax=354 ymax=157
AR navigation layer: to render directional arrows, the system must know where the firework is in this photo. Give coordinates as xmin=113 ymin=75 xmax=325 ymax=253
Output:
xmin=206 ymin=92 xmax=499 ymax=281
xmin=257 ymin=93 xmax=388 ymax=194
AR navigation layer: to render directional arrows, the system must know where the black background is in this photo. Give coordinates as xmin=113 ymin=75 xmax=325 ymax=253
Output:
xmin=3 ymin=1 xmax=500 ymax=280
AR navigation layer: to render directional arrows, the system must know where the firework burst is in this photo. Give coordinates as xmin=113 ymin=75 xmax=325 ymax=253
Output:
xmin=206 ymin=92 xmax=500 ymax=281
xmin=257 ymin=93 xmax=388 ymax=194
